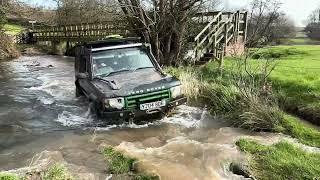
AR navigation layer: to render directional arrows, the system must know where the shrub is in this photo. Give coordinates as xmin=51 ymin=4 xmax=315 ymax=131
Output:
xmin=0 ymin=32 xmax=20 ymax=60
xmin=167 ymin=66 xmax=283 ymax=132
xmin=251 ymin=48 xmax=305 ymax=59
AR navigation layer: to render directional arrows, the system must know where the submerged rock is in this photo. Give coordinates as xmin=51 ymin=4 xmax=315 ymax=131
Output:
xmin=229 ymin=162 xmax=254 ymax=179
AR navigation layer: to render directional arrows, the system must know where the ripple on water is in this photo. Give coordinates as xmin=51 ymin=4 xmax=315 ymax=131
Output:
xmin=29 ymin=79 xmax=75 ymax=101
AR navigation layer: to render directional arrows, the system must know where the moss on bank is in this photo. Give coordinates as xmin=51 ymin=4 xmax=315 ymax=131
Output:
xmin=103 ymin=147 xmax=159 ymax=180
xmin=236 ymin=139 xmax=320 ymax=180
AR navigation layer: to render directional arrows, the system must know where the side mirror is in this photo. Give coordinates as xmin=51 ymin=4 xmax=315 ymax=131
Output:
xmin=76 ymin=73 xmax=89 ymax=79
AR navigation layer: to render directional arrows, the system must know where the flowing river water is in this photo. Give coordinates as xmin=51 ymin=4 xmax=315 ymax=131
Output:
xmin=0 ymin=56 xmax=287 ymax=179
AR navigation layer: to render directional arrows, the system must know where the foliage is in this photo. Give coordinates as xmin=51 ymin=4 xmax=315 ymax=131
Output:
xmin=43 ymin=164 xmax=72 ymax=180
xmin=236 ymin=139 xmax=320 ymax=180
xmin=0 ymin=173 xmax=19 ymax=180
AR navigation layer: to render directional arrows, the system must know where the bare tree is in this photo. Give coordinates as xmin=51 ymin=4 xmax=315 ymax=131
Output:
xmin=54 ymin=0 xmax=121 ymax=25
xmin=246 ymin=0 xmax=295 ymax=47
xmin=305 ymin=7 xmax=320 ymax=40
xmin=117 ymin=0 xmax=212 ymax=66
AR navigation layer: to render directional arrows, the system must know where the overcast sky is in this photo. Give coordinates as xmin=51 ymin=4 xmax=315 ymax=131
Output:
xmin=22 ymin=0 xmax=320 ymax=27
xmin=223 ymin=0 xmax=320 ymax=27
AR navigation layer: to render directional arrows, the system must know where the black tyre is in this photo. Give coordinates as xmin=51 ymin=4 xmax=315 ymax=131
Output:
xmin=90 ymin=102 xmax=103 ymax=118
xmin=75 ymin=84 xmax=84 ymax=97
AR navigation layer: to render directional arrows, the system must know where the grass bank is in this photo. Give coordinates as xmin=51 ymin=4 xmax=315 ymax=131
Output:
xmin=166 ymin=45 xmax=320 ymax=147
xmin=0 ymin=164 xmax=72 ymax=180
xmin=103 ymin=147 xmax=159 ymax=180
xmin=236 ymin=139 xmax=320 ymax=180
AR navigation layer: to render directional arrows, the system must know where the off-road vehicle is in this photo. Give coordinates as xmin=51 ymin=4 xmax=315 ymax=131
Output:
xmin=75 ymin=37 xmax=187 ymax=121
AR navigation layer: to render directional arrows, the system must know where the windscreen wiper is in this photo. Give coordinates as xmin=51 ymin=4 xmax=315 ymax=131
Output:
xmin=102 ymin=69 xmax=132 ymax=77
xmin=133 ymin=67 xmax=154 ymax=72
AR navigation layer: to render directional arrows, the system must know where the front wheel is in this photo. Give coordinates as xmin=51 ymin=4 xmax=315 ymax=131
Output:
xmin=75 ymin=85 xmax=84 ymax=97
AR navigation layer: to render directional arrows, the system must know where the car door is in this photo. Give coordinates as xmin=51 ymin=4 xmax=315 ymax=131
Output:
xmin=78 ymin=54 xmax=98 ymax=99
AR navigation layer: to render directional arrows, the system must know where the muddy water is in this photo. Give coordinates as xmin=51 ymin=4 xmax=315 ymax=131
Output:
xmin=0 ymin=56 xmax=283 ymax=179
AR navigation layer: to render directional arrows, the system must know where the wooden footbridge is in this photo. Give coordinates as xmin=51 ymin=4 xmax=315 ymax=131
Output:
xmin=17 ymin=11 xmax=248 ymax=63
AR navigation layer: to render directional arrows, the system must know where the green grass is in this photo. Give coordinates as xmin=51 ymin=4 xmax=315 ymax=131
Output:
xmin=2 ymin=23 xmax=24 ymax=35
xmin=253 ymin=46 xmax=320 ymax=124
xmin=236 ymin=139 xmax=320 ymax=180
xmin=43 ymin=164 xmax=72 ymax=180
xmin=0 ymin=173 xmax=19 ymax=180
xmin=282 ymin=114 xmax=320 ymax=147
xmin=103 ymin=147 xmax=158 ymax=179
xmin=103 ymin=147 xmax=136 ymax=174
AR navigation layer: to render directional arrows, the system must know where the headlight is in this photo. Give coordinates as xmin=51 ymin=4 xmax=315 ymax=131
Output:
xmin=104 ymin=97 xmax=124 ymax=109
xmin=170 ymin=85 xmax=182 ymax=98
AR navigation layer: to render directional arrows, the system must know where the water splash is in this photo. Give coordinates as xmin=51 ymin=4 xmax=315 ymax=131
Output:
xmin=56 ymin=111 xmax=93 ymax=127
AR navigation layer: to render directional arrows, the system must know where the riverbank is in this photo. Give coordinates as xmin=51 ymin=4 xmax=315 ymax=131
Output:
xmin=0 ymin=32 xmax=20 ymax=60
xmin=167 ymin=45 xmax=320 ymax=179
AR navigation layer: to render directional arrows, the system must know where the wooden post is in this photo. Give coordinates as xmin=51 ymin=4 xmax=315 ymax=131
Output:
xmin=219 ymin=44 xmax=225 ymax=75
xmin=243 ymin=11 xmax=248 ymax=42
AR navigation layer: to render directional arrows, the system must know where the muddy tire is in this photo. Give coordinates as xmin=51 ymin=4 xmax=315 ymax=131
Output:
xmin=91 ymin=102 xmax=103 ymax=118
xmin=75 ymin=85 xmax=84 ymax=97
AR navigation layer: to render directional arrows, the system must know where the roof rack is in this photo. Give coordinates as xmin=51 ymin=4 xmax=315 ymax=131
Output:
xmin=83 ymin=36 xmax=142 ymax=49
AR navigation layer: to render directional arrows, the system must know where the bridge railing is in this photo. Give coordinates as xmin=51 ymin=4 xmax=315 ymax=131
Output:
xmin=32 ymin=21 xmax=130 ymax=42
xmin=193 ymin=11 xmax=248 ymax=62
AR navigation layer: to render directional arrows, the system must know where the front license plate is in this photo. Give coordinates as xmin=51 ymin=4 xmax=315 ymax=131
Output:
xmin=140 ymin=100 xmax=166 ymax=111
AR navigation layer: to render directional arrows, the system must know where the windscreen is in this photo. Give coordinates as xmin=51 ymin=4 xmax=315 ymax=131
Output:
xmin=92 ymin=47 xmax=155 ymax=77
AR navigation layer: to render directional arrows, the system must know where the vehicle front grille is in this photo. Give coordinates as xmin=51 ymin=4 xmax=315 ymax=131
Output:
xmin=125 ymin=90 xmax=171 ymax=110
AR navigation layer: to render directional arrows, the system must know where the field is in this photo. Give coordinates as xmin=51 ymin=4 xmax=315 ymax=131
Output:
xmin=251 ymin=46 xmax=320 ymax=125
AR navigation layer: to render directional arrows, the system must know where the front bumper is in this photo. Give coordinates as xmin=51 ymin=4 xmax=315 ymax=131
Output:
xmin=101 ymin=97 xmax=187 ymax=120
